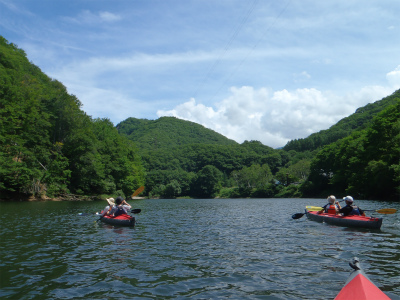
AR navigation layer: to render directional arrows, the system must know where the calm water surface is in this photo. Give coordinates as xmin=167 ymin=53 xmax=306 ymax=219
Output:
xmin=0 ymin=198 xmax=399 ymax=300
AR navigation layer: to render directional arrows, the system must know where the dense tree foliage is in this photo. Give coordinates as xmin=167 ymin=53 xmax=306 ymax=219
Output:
xmin=117 ymin=116 xmax=237 ymax=151
xmin=302 ymin=101 xmax=400 ymax=200
xmin=0 ymin=37 xmax=144 ymax=199
xmin=118 ymin=117 xmax=313 ymax=199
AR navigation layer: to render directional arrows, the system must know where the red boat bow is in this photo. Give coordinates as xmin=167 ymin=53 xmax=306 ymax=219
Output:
xmin=335 ymin=258 xmax=390 ymax=300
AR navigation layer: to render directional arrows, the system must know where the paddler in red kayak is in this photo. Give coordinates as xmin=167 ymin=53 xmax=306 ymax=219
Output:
xmin=109 ymin=196 xmax=132 ymax=217
xmin=339 ymin=196 xmax=365 ymax=216
xmin=319 ymin=195 xmax=342 ymax=214
xmin=100 ymin=197 xmax=116 ymax=217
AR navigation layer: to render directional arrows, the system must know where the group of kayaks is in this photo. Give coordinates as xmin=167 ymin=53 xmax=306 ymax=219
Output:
xmin=83 ymin=193 xmax=397 ymax=299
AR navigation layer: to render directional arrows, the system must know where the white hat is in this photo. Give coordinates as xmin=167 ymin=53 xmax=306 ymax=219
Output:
xmin=106 ymin=198 xmax=115 ymax=206
xmin=343 ymin=196 xmax=354 ymax=203
xmin=327 ymin=195 xmax=336 ymax=204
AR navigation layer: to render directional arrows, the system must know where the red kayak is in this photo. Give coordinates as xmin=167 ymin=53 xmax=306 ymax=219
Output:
xmin=99 ymin=213 xmax=135 ymax=227
xmin=335 ymin=257 xmax=390 ymax=300
xmin=305 ymin=210 xmax=382 ymax=229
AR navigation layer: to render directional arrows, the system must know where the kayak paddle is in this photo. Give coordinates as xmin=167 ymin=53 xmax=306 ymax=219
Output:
xmin=292 ymin=201 xmax=347 ymax=219
xmin=306 ymin=206 xmax=323 ymax=211
xmin=363 ymin=208 xmax=397 ymax=214
xmin=292 ymin=206 xmax=324 ymax=219
xmin=131 ymin=209 xmax=142 ymax=214
xmin=292 ymin=212 xmax=306 ymax=219
xmin=292 ymin=208 xmax=397 ymax=219
xmin=131 ymin=186 xmax=145 ymax=198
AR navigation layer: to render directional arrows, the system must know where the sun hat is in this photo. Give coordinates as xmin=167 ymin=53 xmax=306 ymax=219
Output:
xmin=106 ymin=198 xmax=115 ymax=206
xmin=327 ymin=195 xmax=336 ymax=204
xmin=343 ymin=196 xmax=354 ymax=203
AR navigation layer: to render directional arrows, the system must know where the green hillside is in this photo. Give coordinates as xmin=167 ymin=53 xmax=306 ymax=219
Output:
xmin=284 ymin=90 xmax=400 ymax=152
xmin=0 ymin=36 xmax=145 ymax=200
xmin=117 ymin=116 xmax=238 ymax=152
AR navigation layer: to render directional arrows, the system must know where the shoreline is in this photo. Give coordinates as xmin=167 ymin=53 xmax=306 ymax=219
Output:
xmin=0 ymin=194 xmax=98 ymax=202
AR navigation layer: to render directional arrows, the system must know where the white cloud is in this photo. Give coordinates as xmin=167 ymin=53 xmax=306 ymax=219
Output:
xmin=386 ymin=65 xmax=400 ymax=89
xmin=157 ymin=82 xmax=396 ymax=148
xmin=64 ymin=10 xmax=121 ymax=25
xmin=99 ymin=11 xmax=121 ymax=22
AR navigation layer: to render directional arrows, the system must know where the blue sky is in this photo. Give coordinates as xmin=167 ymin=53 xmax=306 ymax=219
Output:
xmin=1 ymin=0 xmax=399 ymax=148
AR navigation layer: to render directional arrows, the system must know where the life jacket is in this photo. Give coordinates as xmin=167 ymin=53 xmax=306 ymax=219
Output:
xmin=113 ymin=206 xmax=127 ymax=217
xmin=326 ymin=204 xmax=338 ymax=215
xmin=349 ymin=206 xmax=361 ymax=216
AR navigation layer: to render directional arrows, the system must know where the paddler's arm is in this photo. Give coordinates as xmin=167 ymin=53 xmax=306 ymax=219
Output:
xmin=122 ymin=199 xmax=131 ymax=209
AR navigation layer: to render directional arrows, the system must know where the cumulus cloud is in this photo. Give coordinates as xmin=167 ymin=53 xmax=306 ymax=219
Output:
xmin=157 ymin=83 xmax=396 ymax=148
xmin=386 ymin=65 xmax=400 ymax=89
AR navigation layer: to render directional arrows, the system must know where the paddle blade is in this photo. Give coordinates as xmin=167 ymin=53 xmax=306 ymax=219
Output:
xmin=131 ymin=209 xmax=142 ymax=214
xmin=131 ymin=186 xmax=145 ymax=198
xmin=292 ymin=213 xmax=305 ymax=219
xmin=375 ymin=208 xmax=397 ymax=214
xmin=306 ymin=206 xmax=323 ymax=212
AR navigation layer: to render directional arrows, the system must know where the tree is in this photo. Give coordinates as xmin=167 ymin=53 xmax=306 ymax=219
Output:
xmin=191 ymin=165 xmax=223 ymax=198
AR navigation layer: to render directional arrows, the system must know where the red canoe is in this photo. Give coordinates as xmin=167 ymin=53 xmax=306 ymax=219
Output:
xmin=305 ymin=210 xmax=382 ymax=229
xmin=335 ymin=257 xmax=390 ymax=300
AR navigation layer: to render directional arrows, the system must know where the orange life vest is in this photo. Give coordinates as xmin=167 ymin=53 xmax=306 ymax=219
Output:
xmin=326 ymin=204 xmax=338 ymax=215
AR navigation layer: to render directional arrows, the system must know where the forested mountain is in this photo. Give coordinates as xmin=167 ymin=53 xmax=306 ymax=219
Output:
xmin=284 ymin=90 xmax=400 ymax=152
xmin=118 ymin=92 xmax=399 ymax=201
xmin=117 ymin=117 xmax=238 ymax=152
xmin=303 ymin=100 xmax=400 ymax=200
xmin=117 ymin=117 xmax=314 ymax=198
xmin=0 ymin=36 xmax=145 ymax=200
xmin=1 ymin=36 xmax=398 ymax=201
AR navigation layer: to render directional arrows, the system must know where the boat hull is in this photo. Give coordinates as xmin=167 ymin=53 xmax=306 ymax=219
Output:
xmin=100 ymin=214 xmax=135 ymax=227
xmin=306 ymin=210 xmax=382 ymax=229
xmin=335 ymin=257 xmax=390 ymax=300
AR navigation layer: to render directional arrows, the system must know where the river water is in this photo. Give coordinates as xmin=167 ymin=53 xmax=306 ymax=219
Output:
xmin=0 ymin=198 xmax=399 ymax=300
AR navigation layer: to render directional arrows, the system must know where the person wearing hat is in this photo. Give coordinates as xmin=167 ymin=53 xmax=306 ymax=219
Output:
xmin=339 ymin=196 xmax=365 ymax=216
xmin=319 ymin=195 xmax=341 ymax=214
xmin=100 ymin=198 xmax=115 ymax=216
xmin=109 ymin=196 xmax=132 ymax=217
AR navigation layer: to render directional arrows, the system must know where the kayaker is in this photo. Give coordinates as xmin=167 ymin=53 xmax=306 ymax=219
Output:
xmin=319 ymin=195 xmax=341 ymax=214
xmin=100 ymin=198 xmax=115 ymax=216
xmin=339 ymin=196 xmax=365 ymax=216
xmin=109 ymin=196 xmax=131 ymax=217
